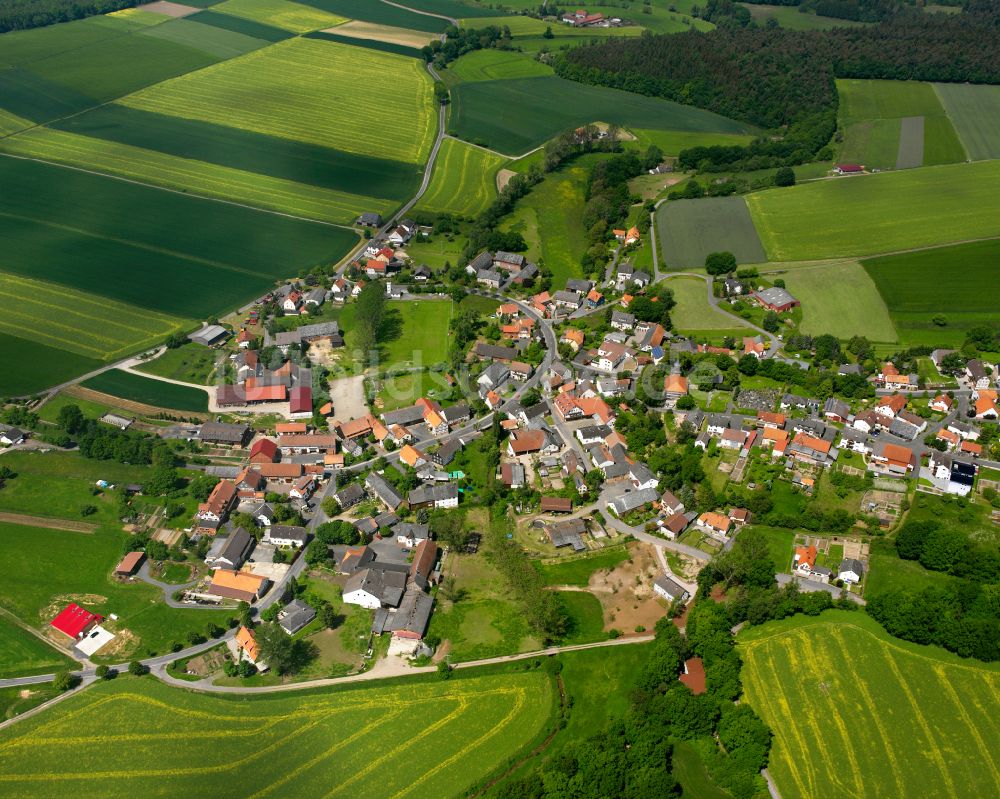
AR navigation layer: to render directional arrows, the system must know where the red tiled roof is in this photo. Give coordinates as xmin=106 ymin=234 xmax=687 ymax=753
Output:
xmin=50 ymin=603 xmax=102 ymax=638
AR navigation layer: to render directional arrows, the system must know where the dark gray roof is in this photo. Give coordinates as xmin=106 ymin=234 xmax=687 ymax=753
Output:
xmin=278 ymin=599 xmax=316 ymax=635
xmin=433 ymin=438 xmax=462 ymax=465
xmin=609 ymin=487 xmax=659 ymax=515
xmin=345 ymin=565 xmax=408 ymax=607
xmin=188 ymin=324 xmax=230 ymax=346
xmin=388 ymin=589 xmax=434 ymax=637
xmin=335 ymin=482 xmax=365 ymax=507
xmin=268 ymin=525 xmax=308 ymax=544
xmin=198 ymin=422 xmax=250 ymax=444
xmin=839 ymin=558 xmax=865 ymax=576
xmin=654 ymin=576 xmax=688 ymax=600
xmin=441 ymin=404 xmax=470 ymax=423
xmin=477 ymin=268 xmax=502 ymax=284
xmin=408 ymin=483 xmax=458 ymax=505
xmin=546 ymin=519 xmax=587 ymax=550
xmin=382 ymin=404 xmax=427 ymax=427
xmin=474 ymin=342 xmax=518 ymax=361
xmin=366 ymin=473 xmax=404 ymax=509
xmin=358 ymin=212 xmax=382 ymax=225
xmin=391 ymin=522 xmax=429 ymax=541
xmin=494 ymin=251 xmax=525 ymax=266
xmin=611 ymin=310 xmax=635 ymax=327
xmin=297 ymin=321 xmax=340 ymax=340
xmin=468 ymin=251 xmax=493 ymax=271
xmin=565 ymin=279 xmax=592 ymax=293
xmin=217 ymin=528 xmax=254 ymax=568
xmin=552 ymin=290 xmax=582 ymax=305
xmin=757 ymin=286 xmax=798 ymax=307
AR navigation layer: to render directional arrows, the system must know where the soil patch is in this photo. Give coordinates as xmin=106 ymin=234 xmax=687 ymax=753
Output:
xmin=328 ymin=375 xmax=368 ymax=421
xmin=137 ymin=1 xmax=201 ymax=17
xmin=330 ymin=20 xmax=436 ymax=48
xmin=0 ymin=512 xmax=96 ymax=534
xmin=496 ymin=168 xmax=517 ymax=193
xmin=586 ymin=542 xmax=667 ymax=633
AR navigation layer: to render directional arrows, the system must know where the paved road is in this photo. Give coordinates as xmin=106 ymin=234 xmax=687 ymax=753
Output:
xmin=134 ymin=561 xmax=202 ymax=607
xmin=775 ymin=572 xmax=866 ymax=605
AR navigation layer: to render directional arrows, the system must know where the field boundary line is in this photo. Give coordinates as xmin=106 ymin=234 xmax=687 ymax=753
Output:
xmin=381 ymin=0 xmax=457 ymax=26
xmin=0 ymin=152 xmax=358 ymax=232
xmin=0 ymin=677 xmax=96 ymax=734
xmin=0 ymin=512 xmax=97 ymax=534
xmin=64 ymin=385 xmax=210 ymax=421
xmin=930 ymin=664 xmax=1000 ymax=788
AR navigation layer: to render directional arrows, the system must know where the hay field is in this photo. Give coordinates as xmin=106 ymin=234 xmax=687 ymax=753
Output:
xmin=448 ymin=49 xmax=553 ymax=82
xmin=739 ymin=611 xmax=1000 ymax=799
xmin=211 ymin=0 xmax=345 ymax=32
xmin=332 ymin=19 xmax=436 ymax=48
xmin=746 ymin=160 xmax=1000 ymax=260
xmin=417 ymin=138 xmax=505 ymax=216
xmin=934 ymin=82 xmax=1000 ymax=161
xmin=657 ymin=196 xmax=766 ymax=269
xmin=668 ymin=276 xmax=751 ymax=332
xmin=781 ymin=261 xmax=898 ymax=342
xmin=0 ymin=672 xmax=553 ymax=798
xmin=120 ymin=37 xmax=435 ymax=163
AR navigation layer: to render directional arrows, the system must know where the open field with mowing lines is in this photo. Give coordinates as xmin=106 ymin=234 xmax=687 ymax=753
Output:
xmin=82 ymin=370 xmax=208 ymax=412
xmin=0 ymin=157 xmax=356 ymax=320
xmin=121 ymin=38 xmax=434 ymax=163
xmin=134 ymin=15 xmax=271 ymax=58
xmin=862 ymin=239 xmax=1000 ymax=346
xmin=657 ymin=197 xmax=766 ymax=269
xmin=450 ymin=75 xmax=750 ymax=155
xmin=299 ymin=0 xmax=449 ymax=31
xmin=397 ymin=0 xmax=498 ymax=17
xmin=416 ymin=139 xmax=505 ymax=216
xmin=0 ymin=334 xmax=102 ymax=397
xmin=0 ymin=127 xmax=395 ymax=224
xmin=668 ymin=276 xmax=751 ymax=332
xmin=186 ymin=9 xmax=294 ymax=41
xmin=447 ymin=49 xmax=553 ymax=82
xmin=211 ymin=0 xmax=345 ymax=32
xmin=746 ymin=160 xmax=1000 ymax=261
xmin=739 ymin=611 xmax=1000 ymax=799
xmin=0 ymin=671 xmax=553 ymax=798
xmin=781 ymin=261 xmax=897 ymax=342
xmin=0 ymin=15 xmax=162 ymax=69
xmin=0 ymin=272 xmax=189 ymax=361
xmin=0 ymin=616 xmax=75 ymax=680
xmin=836 ymin=79 xmax=966 ymax=169
xmin=934 ymin=82 xmax=1000 ymax=161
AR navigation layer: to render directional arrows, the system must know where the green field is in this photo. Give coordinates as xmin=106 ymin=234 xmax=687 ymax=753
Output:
xmin=0 ymin=517 xmax=231 ymax=661
xmin=135 ymin=16 xmax=272 ymax=59
xmin=187 ymin=9 xmax=295 ymax=41
xmin=632 ymin=127 xmax=755 ymax=155
xmin=934 ymin=82 xmax=1000 ymax=161
xmin=297 ymin=0 xmax=449 ymax=31
xmin=557 ymin=591 xmax=606 ymax=644
xmin=502 ymin=157 xmax=592 ymax=285
xmin=0 ymin=669 xmax=552 ymax=797
xmin=0 ymin=616 xmax=75 ymax=679
xmin=657 ymin=197 xmax=767 ymax=269
xmin=739 ymin=3 xmax=868 ymax=29
xmin=535 ymin=547 xmax=629 ymax=586
xmin=211 ymin=0 xmax=346 ymax=32
xmin=747 ymin=160 xmax=1000 ymax=261
xmin=0 ymin=334 xmax=102 ymax=397
xmin=417 ymin=138 xmax=506 ymax=217
xmin=667 ymin=276 xmax=752 ymax=332
xmin=836 ymin=79 xmax=966 ymax=170
xmin=450 ymin=75 xmax=750 ymax=155
xmin=122 ymin=38 xmax=435 ymax=164
xmin=862 ymin=240 xmax=1000 ymax=346
xmin=0 ymin=271 xmax=190 ymax=362
xmin=135 ymin=344 xmax=220 ymax=385
xmin=82 ymin=370 xmax=208 ymax=412
xmin=781 ymin=261 xmax=898 ymax=341
xmin=740 ymin=611 xmax=1000 ymax=799
xmin=446 ymin=49 xmax=553 ymax=82
xmin=336 ymin=299 xmax=453 ymax=368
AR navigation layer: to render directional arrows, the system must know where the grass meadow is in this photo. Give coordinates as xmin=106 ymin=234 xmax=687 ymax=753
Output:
xmin=187 ymin=9 xmax=295 ymax=41
xmin=0 ymin=616 xmax=75 ymax=679
xmin=836 ymin=79 xmax=966 ymax=170
xmin=297 ymin=0 xmax=449 ymax=31
xmin=0 ymin=516 xmax=231 ymax=660
xmin=121 ymin=38 xmax=435 ymax=164
xmin=657 ymin=196 xmax=767 ymax=269
xmin=739 ymin=611 xmax=1000 ymax=799
xmin=746 ymin=160 xmax=1000 ymax=260
xmin=739 ymin=3 xmax=869 ymax=28
xmin=0 ymin=670 xmax=553 ymax=798
xmin=534 ymin=546 xmax=630 ymax=587
xmin=668 ymin=276 xmax=751 ymax=332
xmin=135 ymin=16 xmax=271 ymax=59
xmin=632 ymin=127 xmax=755 ymax=155
xmin=557 ymin=591 xmax=606 ymax=644
xmin=135 ymin=344 xmax=220 ymax=385
xmin=0 ymin=334 xmax=102 ymax=397
xmin=446 ymin=49 xmax=553 ymax=83
xmin=862 ymin=240 xmax=1000 ymax=346
xmin=81 ymin=370 xmax=208 ymax=412
xmin=211 ymin=0 xmax=346 ymax=32
xmin=450 ymin=75 xmax=750 ymax=155
xmin=417 ymin=138 xmax=506 ymax=217
xmin=334 ymin=299 xmax=453 ymax=368
xmin=781 ymin=261 xmax=898 ymax=341
xmin=934 ymin=82 xmax=1000 ymax=160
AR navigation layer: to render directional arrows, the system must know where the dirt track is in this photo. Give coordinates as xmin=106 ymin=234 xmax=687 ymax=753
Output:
xmin=0 ymin=512 xmax=96 ymax=533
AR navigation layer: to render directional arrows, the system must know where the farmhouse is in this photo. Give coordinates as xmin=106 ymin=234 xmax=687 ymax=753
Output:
xmin=697 ymin=512 xmax=732 ymax=539
xmin=266 ymin=525 xmax=309 ymax=548
xmin=754 ymin=287 xmax=800 ymax=313
xmin=343 ymin=564 xmax=409 ymax=609
xmin=366 ymin=473 xmax=406 ymax=511
xmin=868 ymin=441 xmax=916 ymax=476
xmin=408 ymin=482 xmax=458 ymax=509
xmin=210 ymin=528 xmax=255 ymax=571
xmin=654 ymin=576 xmax=689 ymax=603
xmin=278 ymin=599 xmax=316 ymax=635
xmin=199 ymin=422 xmax=252 ymax=446
xmin=208 ymin=569 xmax=271 ymax=603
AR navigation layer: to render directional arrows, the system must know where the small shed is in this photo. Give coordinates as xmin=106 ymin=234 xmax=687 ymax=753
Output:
xmin=115 ymin=551 xmax=146 ymax=577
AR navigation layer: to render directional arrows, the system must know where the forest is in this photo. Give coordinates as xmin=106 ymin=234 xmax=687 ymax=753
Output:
xmin=0 ymin=0 xmax=134 ymax=32
xmin=557 ymin=2 xmax=1000 ymax=169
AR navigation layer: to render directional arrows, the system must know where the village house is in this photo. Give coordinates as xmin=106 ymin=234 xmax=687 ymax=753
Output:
xmin=754 ymin=287 xmax=800 ymax=313
xmin=697 ymin=511 xmax=732 ymax=540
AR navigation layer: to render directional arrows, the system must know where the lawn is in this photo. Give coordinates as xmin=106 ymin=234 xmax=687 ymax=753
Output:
xmin=121 ymin=37 xmax=435 ymax=164
xmin=1 ymin=126 xmax=398 ymax=224
xmin=297 ymin=0 xmax=450 ymax=31
xmin=82 ymin=370 xmax=209 ymax=412
xmin=407 ymin=235 xmax=468 ymax=270
xmin=0 ymin=157 xmax=356 ymax=321
xmin=673 ymin=740 xmax=735 ymax=799
xmin=746 ymin=525 xmax=795 ymax=574
xmin=0 ymin=518 xmax=232 ymax=661
xmin=446 ymin=49 xmax=553 ymax=83
xmin=934 ymin=82 xmax=1000 ymax=161
xmin=0 ymin=270 xmax=189 ymax=362
xmin=739 ymin=611 xmax=1000 ymax=799
xmin=416 ymin=138 xmax=506 ymax=217
xmin=657 ymin=196 xmax=767 ymax=269
xmin=836 ymin=79 xmax=965 ymax=170
xmin=377 ymin=300 xmax=453 ymax=368
xmin=746 ymin=160 xmax=1000 ymax=261
xmin=134 ymin=344 xmax=221 ymax=385
xmin=557 ymin=591 xmax=606 ymax=644
xmin=534 ymin=546 xmax=629 ymax=586
xmin=865 ymin=545 xmax=956 ymax=598
xmin=738 ymin=3 xmax=868 ymax=29
xmin=210 ymin=0 xmax=346 ymax=32
xmin=667 ymin=276 xmax=752 ymax=332
xmin=0 ymin=333 xmax=102 ymax=397
xmin=0 ymin=669 xmax=553 ymax=798
xmin=36 ymin=392 xmax=121 ymax=425
xmin=781 ymin=261 xmax=898 ymax=342
xmin=450 ymin=75 xmax=750 ymax=156
xmin=376 ymin=370 xmax=453 ymax=413
xmin=631 ymin=127 xmax=755 ymax=155
xmin=862 ymin=239 xmax=1000 ymax=347
xmin=0 ymin=616 xmax=75 ymax=679
xmin=0 ymin=684 xmax=59 ymax=721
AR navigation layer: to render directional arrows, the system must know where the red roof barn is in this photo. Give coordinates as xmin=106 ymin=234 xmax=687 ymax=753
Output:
xmin=50 ymin=603 xmax=102 ymax=639
xmin=289 ymin=386 xmax=313 ymax=416
xmin=249 ymin=438 xmax=278 ymax=463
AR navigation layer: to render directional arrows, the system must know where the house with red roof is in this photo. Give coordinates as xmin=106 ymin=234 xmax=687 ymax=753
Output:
xmin=50 ymin=603 xmax=102 ymax=639
xmin=249 ymin=438 xmax=278 ymax=464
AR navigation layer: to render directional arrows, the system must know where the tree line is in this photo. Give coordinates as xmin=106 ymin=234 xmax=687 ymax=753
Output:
xmin=555 ymin=3 xmax=1000 ymax=170
xmin=0 ymin=0 xmax=134 ymax=32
